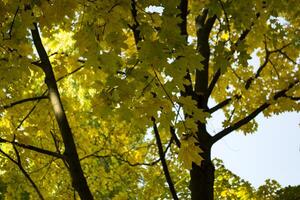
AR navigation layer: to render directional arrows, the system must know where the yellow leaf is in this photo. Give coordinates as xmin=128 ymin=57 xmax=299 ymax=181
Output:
xmin=178 ymin=136 xmax=204 ymax=170
xmin=221 ymin=32 xmax=229 ymax=40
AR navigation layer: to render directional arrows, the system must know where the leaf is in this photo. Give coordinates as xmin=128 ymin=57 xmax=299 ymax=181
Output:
xmin=178 ymin=136 xmax=204 ymax=170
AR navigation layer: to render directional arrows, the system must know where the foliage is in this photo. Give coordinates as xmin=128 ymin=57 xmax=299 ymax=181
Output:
xmin=275 ymin=185 xmax=300 ymax=200
xmin=214 ymin=159 xmax=282 ymax=200
xmin=0 ymin=0 xmax=299 ymax=199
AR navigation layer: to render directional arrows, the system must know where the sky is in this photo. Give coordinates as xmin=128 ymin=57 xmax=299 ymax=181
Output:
xmin=209 ymin=108 xmax=300 ymax=188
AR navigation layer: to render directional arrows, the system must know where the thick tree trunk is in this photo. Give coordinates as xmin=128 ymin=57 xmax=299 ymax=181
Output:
xmin=190 ymin=148 xmax=215 ymax=200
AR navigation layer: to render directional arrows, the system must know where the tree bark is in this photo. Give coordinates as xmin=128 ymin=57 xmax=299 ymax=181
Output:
xmin=190 ymin=122 xmax=214 ymax=200
xmin=190 ymin=147 xmax=214 ymax=200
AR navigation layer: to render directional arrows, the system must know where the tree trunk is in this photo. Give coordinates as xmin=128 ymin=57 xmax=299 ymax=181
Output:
xmin=31 ymin=24 xmax=94 ymax=200
xmin=190 ymin=122 xmax=214 ymax=200
xmin=190 ymin=148 xmax=215 ymax=200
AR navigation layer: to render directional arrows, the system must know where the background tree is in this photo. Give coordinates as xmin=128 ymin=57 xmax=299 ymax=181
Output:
xmin=0 ymin=0 xmax=299 ymax=199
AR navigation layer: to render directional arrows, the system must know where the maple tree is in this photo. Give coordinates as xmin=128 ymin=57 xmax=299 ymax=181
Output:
xmin=0 ymin=0 xmax=299 ymax=199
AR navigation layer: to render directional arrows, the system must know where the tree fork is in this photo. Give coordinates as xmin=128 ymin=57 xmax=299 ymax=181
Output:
xmin=31 ymin=23 xmax=93 ymax=200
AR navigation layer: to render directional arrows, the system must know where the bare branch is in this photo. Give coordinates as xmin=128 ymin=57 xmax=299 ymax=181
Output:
xmin=16 ymin=93 xmax=46 ymax=130
xmin=218 ymin=0 xmax=231 ymax=34
xmin=208 ymin=97 xmax=232 ymax=114
xmin=152 ymin=117 xmax=179 ymax=200
xmin=2 ymin=95 xmax=48 ymax=109
xmin=56 ymin=65 xmax=85 ymax=82
xmin=0 ymin=137 xmax=64 ymax=159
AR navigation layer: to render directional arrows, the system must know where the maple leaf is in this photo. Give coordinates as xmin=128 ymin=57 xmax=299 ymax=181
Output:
xmin=178 ymin=136 xmax=204 ymax=170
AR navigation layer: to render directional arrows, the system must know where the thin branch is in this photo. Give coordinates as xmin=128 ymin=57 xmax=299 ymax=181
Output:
xmin=208 ymin=97 xmax=232 ymax=114
xmin=245 ymin=50 xmax=270 ymax=89
xmin=170 ymin=126 xmax=181 ymax=148
xmin=218 ymin=0 xmax=231 ymax=34
xmin=2 ymin=95 xmax=48 ymax=109
xmin=0 ymin=147 xmax=45 ymax=200
xmin=13 ymin=64 xmax=83 ymax=128
xmin=16 ymin=94 xmax=45 ymax=130
xmin=206 ymin=69 xmax=221 ymax=98
xmin=212 ymin=79 xmax=299 ymax=143
xmin=129 ymin=0 xmax=141 ymax=46
xmin=152 ymin=117 xmax=179 ymax=200
xmin=269 ymin=59 xmax=280 ymax=79
xmin=278 ymin=50 xmax=298 ymax=65
xmin=209 ymin=41 xmax=293 ymax=114
xmin=152 ymin=67 xmax=175 ymax=106
xmin=29 ymin=157 xmax=58 ymax=175
xmin=50 ymin=130 xmax=61 ymax=154
xmin=207 ymin=13 xmax=260 ymax=98
xmin=80 ymin=142 xmax=173 ymax=167
xmin=245 ymin=42 xmax=293 ymax=89
xmin=0 ymin=137 xmax=64 ymax=159
xmin=6 ymin=6 xmax=19 ymax=39
xmin=56 ymin=65 xmax=85 ymax=82
xmin=285 ymin=96 xmax=300 ymax=101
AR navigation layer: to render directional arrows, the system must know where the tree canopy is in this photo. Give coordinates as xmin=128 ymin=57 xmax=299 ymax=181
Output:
xmin=0 ymin=0 xmax=299 ymax=199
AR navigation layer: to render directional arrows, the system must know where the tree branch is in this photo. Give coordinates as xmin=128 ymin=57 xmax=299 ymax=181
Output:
xmin=208 ymin=97 xmax=232 ymax=114
xmin=0 ymin=137 xmax=64 ymax=159
xmin=207 ymin=13 xmax=260 ymax=98
xmin=212 ymin=79 xmax=299 ymax=144
xmin=129 ymin=0 xmax=141 ymax=46
xmin=0 ymin=145 xmax=45 ymax=200
xmin=16 ymin=91 xmax=47 ymax=130
xmin=178 ymin=0 xmax=188 ymax=41
xmin=170 ymin=126 xmax=181 ymax=148
xmin=152 ymin=117 xmax=179 ymax=200
xmin=5 ymin=6 xmax=19 ymax=40
xmin=195 ymin=10 xmax=217 ymax=97
xmin=2 ymin=95 xmax=48 ymax=109
xmin=206 ymin=69 xmax=221 ymax=98
xmin=245 ymin=41 xmax=292 ymax=89
xmin=80 ymin=139 xmax=173 ymax=167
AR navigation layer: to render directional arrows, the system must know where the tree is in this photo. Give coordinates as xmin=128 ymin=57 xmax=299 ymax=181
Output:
xmin=0 ymin=0 xmax=299 ymax=199
xmin=214 ymin=159 xmax=281 ymax=200
xmin=275 ymin=185 xmax=300 ymax=200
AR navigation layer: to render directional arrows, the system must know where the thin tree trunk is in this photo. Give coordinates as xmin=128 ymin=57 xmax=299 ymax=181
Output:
xmin=190 ymin=122 xmax=214 ymax=200
xmin=31 ymin=23 xmax=94 ymax=200
xmin=190 ymin=148 xmax=215 ymax=200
